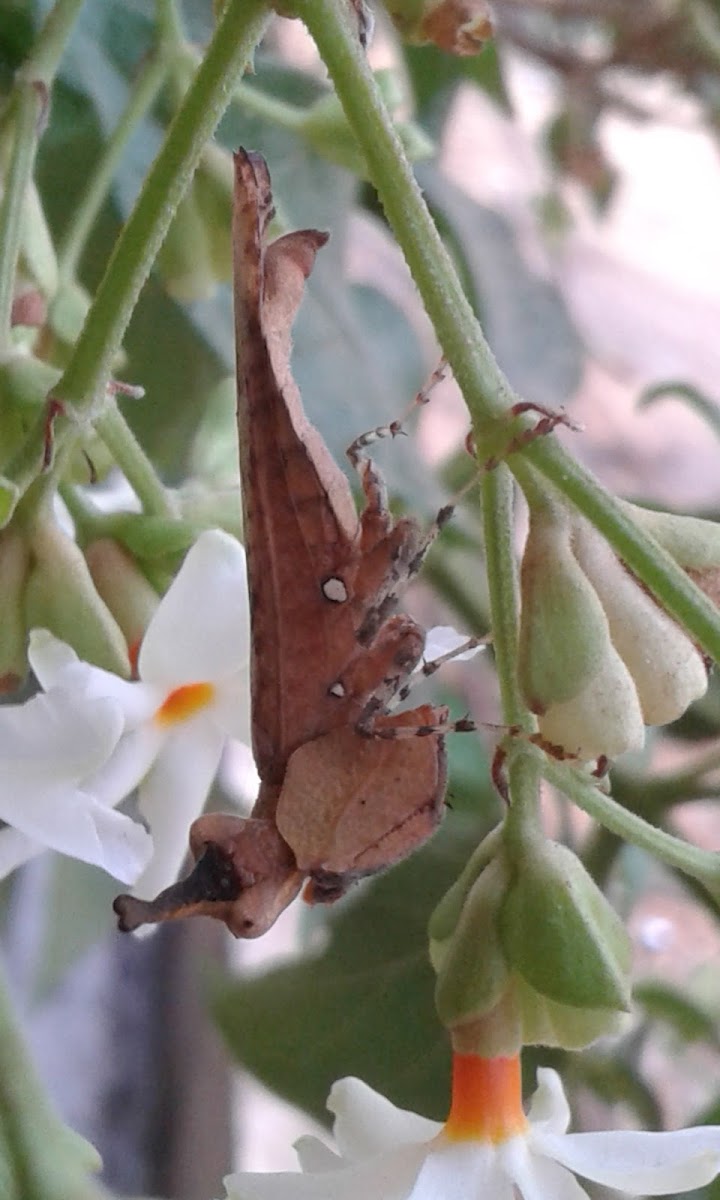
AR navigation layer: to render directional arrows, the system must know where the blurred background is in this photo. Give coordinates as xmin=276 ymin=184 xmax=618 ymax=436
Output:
xmin=2 ymin=1 xmax=720 ymax=1196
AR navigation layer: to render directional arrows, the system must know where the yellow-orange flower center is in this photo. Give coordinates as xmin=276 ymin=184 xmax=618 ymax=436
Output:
xmin=155 ymin=681 xmax=215 ymax=726
xmin=443 ymin=1054 xmax=528 ymax=1143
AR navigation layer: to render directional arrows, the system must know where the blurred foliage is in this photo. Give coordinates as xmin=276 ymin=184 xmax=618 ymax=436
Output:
xmin=1 ymin=0 xmax=719 ymax=1171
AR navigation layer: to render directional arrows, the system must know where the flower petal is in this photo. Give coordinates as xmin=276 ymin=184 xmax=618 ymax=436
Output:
xmin=501 ymin=1138 xmax=590 ymax=1200
xmin=411 ymin=1141 xmax=513 ymax=1200
xmin=542 ymin=1126 xmax=720 ymax=1194
xmin=526 ymin=1069 xmax=571 ymax=1135
xmin=85 ymin=723 xmax=164 ymax=809
xmin=29 ymin=629 xmax=159 ymax=726
xmin=422 ymin=626 xmax=484 ymax=663
xmin=224 ymin=1143 xmax=427 ymax=1200
xmin=133 ymin=718 xmax=225 ymax=899
xmin=0 ymin=829 xmax=43 ymax=880
xmin=294 ymin=1136 xmax=345 ymax=1173
xmin=27 ymin=627 xmax=79 ymax=687
xmin=211 ymin=675 xmax=253 ymax=745
xmin=328 ymin=1078 xmax=441 ymax=1161
xmin=139 ymin=530 xmax=250 ymax=687
xmin=0 ymin=781 xmax=151 ymax=882
xmin=0 ymin=689 xmax=123 ymax=788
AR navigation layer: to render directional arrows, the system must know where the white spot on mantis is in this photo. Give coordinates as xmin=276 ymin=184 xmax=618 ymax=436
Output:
xmin=322 ymin=577 xmax=348 ymax=603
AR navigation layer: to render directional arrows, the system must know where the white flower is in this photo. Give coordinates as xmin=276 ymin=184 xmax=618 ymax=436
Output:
xmin=223 ymin=1063 xmax=720 ymax=1200
xmin=0 ymin=688 xmax=151 ymax=883
xmin=0 ymin=529 xmax=251 ymax=895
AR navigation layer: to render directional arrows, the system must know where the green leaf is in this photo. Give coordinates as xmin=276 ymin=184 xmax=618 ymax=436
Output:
xmin=635 ymin=981 xmax=720 ymax=1048
xmin=212 ymin=800 xmax=495 ymax=1123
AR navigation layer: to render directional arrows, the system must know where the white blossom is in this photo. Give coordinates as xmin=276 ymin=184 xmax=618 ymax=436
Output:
xmin=223 ymin=1068 xmax=720 ymax=1200
xmin=0 ymin=529 xmax=251 ymax=895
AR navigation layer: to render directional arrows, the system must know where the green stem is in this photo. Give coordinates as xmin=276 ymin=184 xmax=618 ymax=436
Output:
xmin=515 ymin=449 xmax=720 ymax=660
xmin=20 ymin=0 xmax=86 ymax=86
xmin=296 ymin=0 xmax=720 ymax=668
xmin=0 ymin=0 xmax=86 ymax=344
xmin=54 ymin=0 xmax=270 ymax=409
xmin=234 ymin=80 xmax=305 ymax=131
xmin=95 ymin=400 xmax=176 ymax=517
xmin=0 ymin=84 xmax=41 ymax=348
xmin=481 ymin=467 xmax=528 ymax=729
xmin=0 ymin=0 xmax=271 ymax=523
xmin=58 ymin=51 xmax=170 ymax=281
xmin=290 ymin=0 xmax=515 ymax=427
xmin=538 ymin=750 xmax=720 ymax=904
xmin=156 ymin=0 xmax=186 ymax=47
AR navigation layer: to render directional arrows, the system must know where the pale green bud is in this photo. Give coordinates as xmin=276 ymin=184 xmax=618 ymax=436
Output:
xmin=518 ymin=505 xmax=613 ymax=709
xmin=24 ymin=520 xmax=130 ymax=676
xmin=518 ymin=503 xmax=709 ymax=759
xmin=84 ymin=538 xmax=159 ymax=660
xmin=536 ymin=644 xmax=644 ymax=761
xmin=573 ymin=518 xmax=707 ymax=726
xmin=622 ymin=500 xmax=720 ymax=607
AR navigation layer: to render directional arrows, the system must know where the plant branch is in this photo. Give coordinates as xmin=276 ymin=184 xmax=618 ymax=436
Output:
xmin=58 ymin=50 xmax=170 ymax=281
xmin=538 ymin=750 xmax=720 ymax=904
xmin=53 ymin=0 xmax=270 ymax=410
xmin=294 ymin=0 xmax=720 ymax=669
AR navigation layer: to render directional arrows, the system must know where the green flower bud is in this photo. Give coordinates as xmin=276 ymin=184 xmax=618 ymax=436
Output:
xmin=451 ymin=977 xmax=628 ymax=1058
xmin=24 ymin=519 xmax=130 ymax=676
xmin=433 ymin=856 xmax=511 ymax=1030
xmin=428 ymin=827 xmax=501 ymax=947
xmin=622 ymin=501 xmax=720 ymax=607
xmin=0 ymin=528 xmax=31 ymax=691
xmin=0 ymin=354 xmax=60 ymax=470
xmin=518 ymin=505 xmax=615 ymax=709
xmin=573 ymin=518 xmax=707 ymax=727
xmin=518 ymin=504 xmax=709 ymax=759
xmin=432 ymin=836 xmax=632 ymax=1057
xmin=384 ymin=0 xmax=493 ymax=54
xmin=499 ymin=838 xmax=632 ymax=1011
xmin=84 ymin=538 xmax=159 ymax=660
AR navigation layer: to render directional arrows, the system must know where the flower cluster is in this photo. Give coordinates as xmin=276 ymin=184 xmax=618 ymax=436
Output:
xmin=518 ymin=502 xmax=711 ymax=760
xmin=221 ymin=1055 xmax=720 ymax=1200
xmin=0 ymin=528 xmax=252 ymax=897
